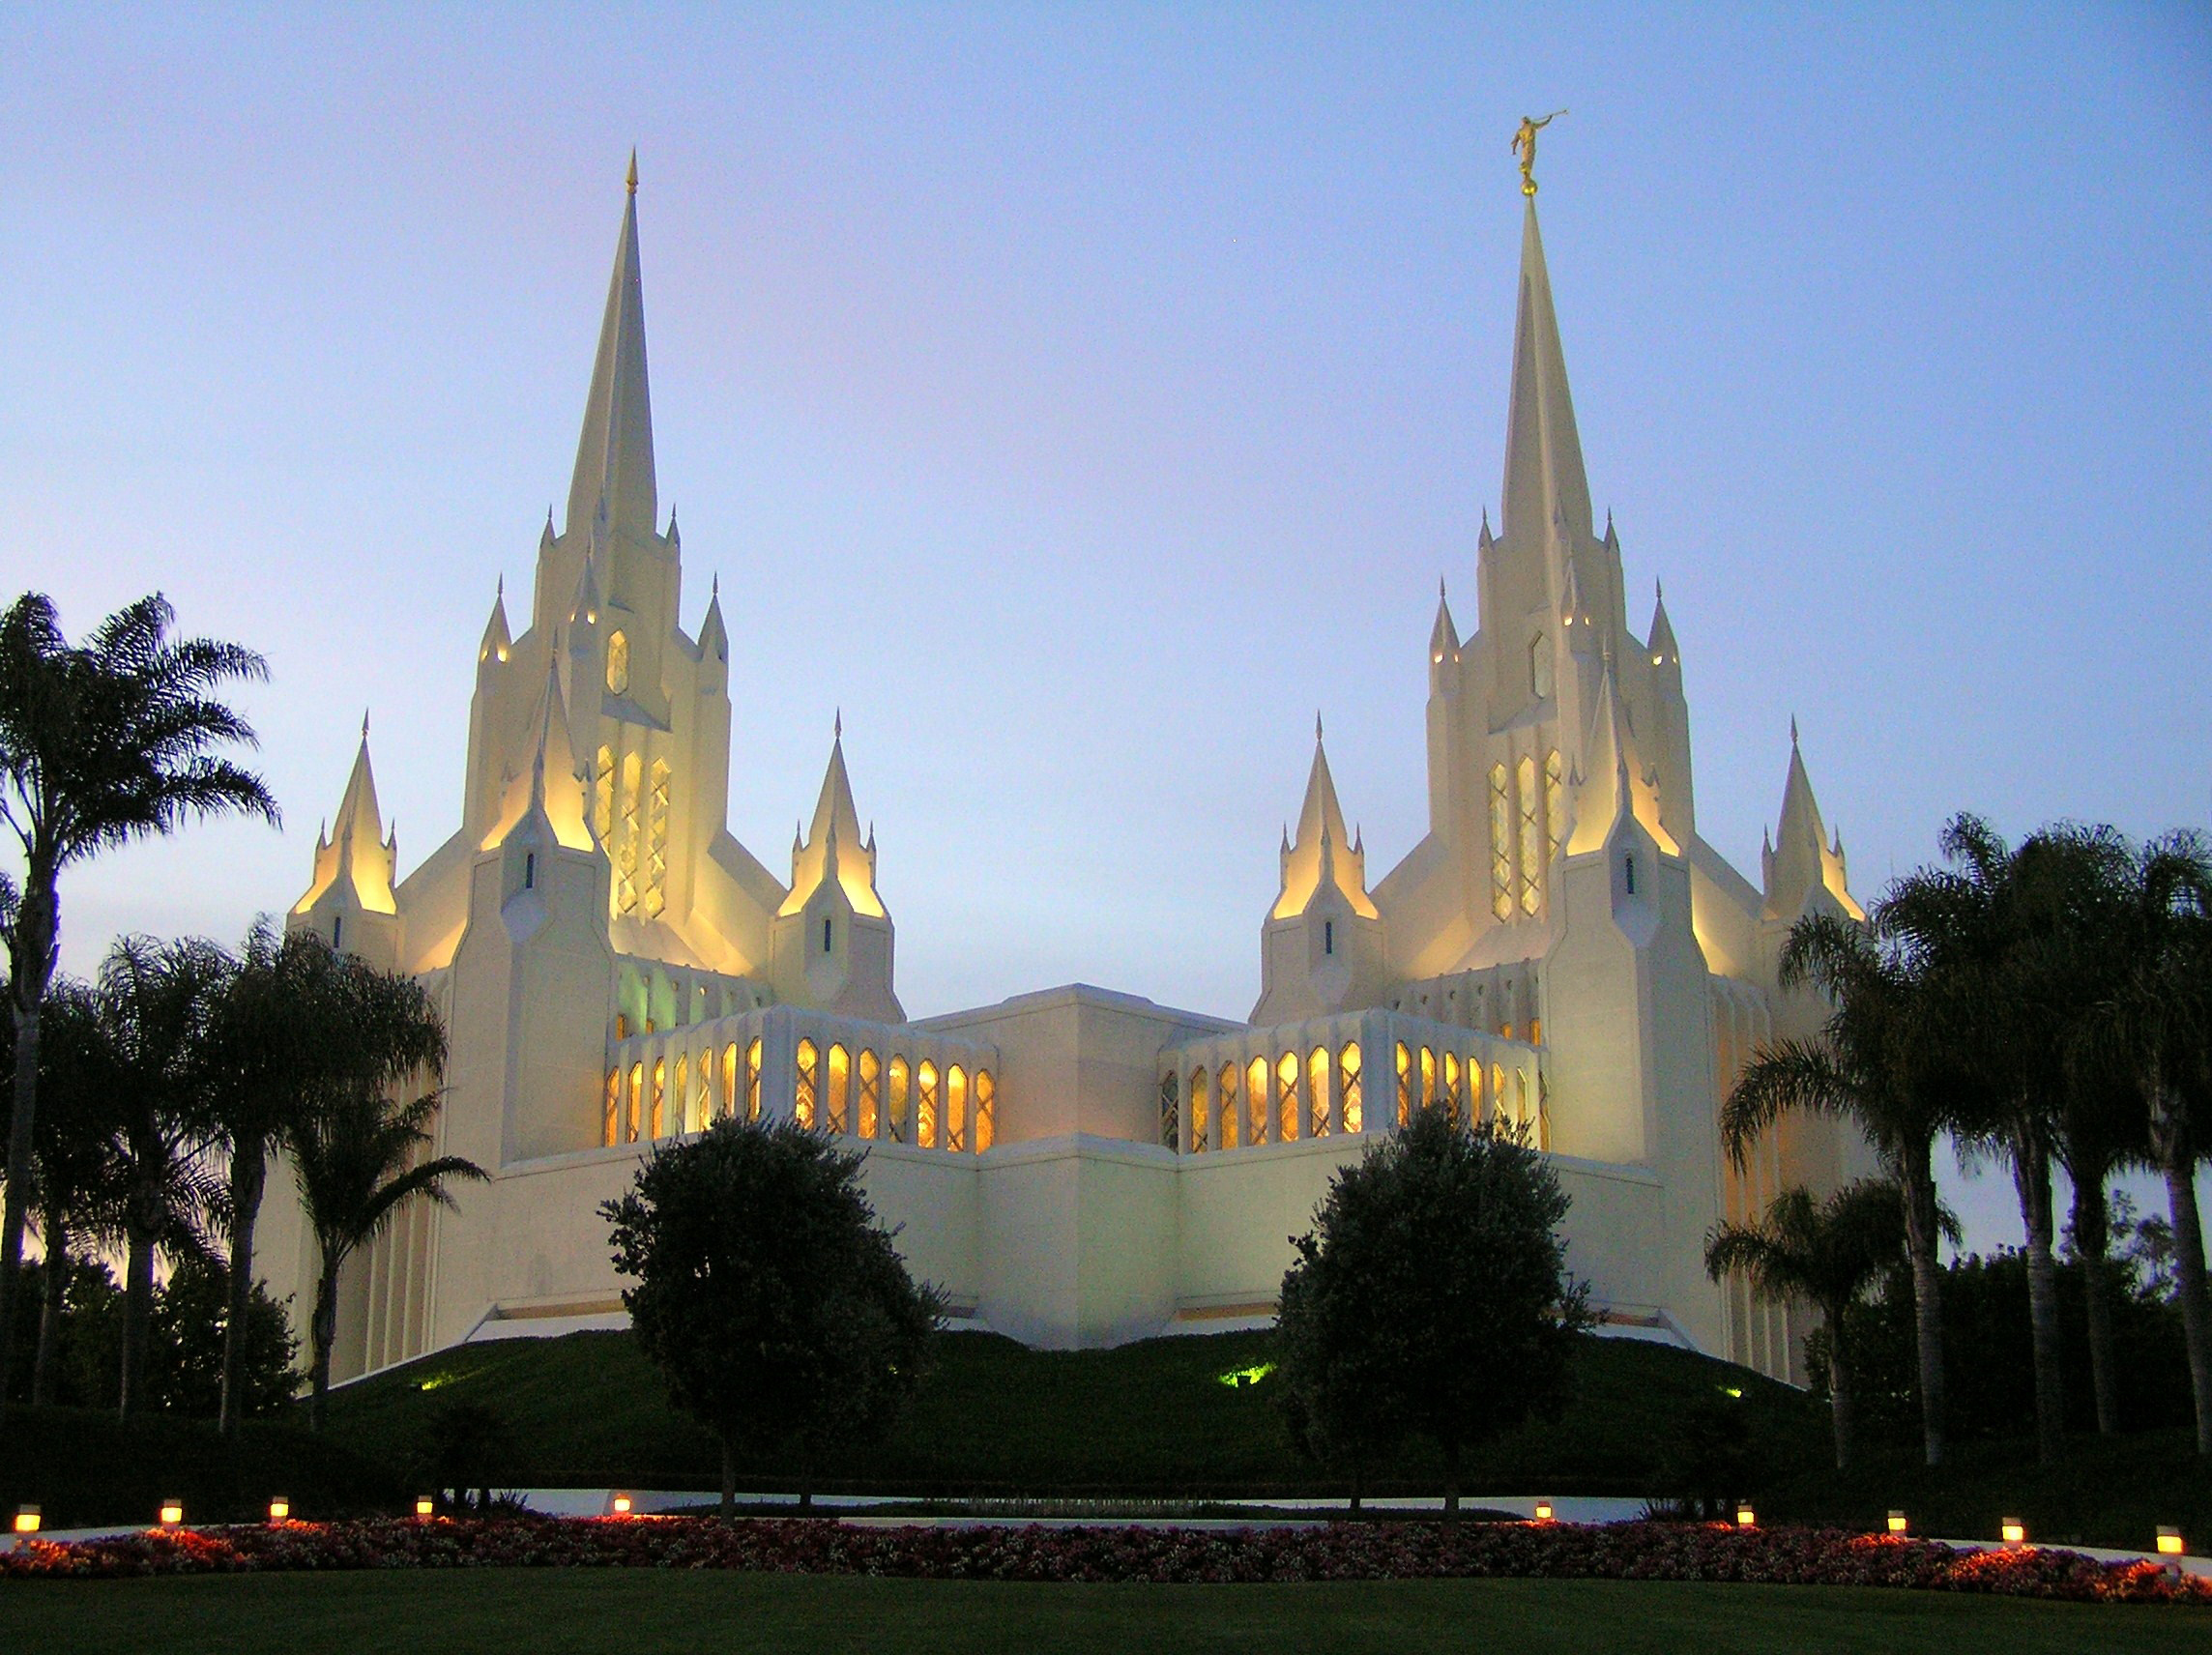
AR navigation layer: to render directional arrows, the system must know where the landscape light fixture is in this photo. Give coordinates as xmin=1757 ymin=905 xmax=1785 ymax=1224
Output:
xmin=159 ymin=1500 xmax=184 ymax=1527
xmin=268 ymin=1497 xmax=291 ymax=1524
xmin=611 ymin=1494 xmax=633 ymax=1516
xmin=1533 ymin=1500 xmax=1554 ymax=1523
xmin=1887 ymin=1511 xmax=1908 ymax=1535
xmin=2158 ymin=1527 xmax=2186 ymax=1557
xmin=1734 ymin=1504 xmax=1756 ymax=1528
xmin=2000 ymin=1519 xmax=2027 ymax=1548
xmin=415 ymin=1496 xmax=436 ymax=1519
xmin=13 ymin=1506 xmax=39 ymax=1535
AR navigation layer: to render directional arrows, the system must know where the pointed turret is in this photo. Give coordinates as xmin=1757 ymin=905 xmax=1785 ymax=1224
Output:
xmin=779 ymin=721 xmax=886 ymax=920
xmin=771 ymin=720 xmax=902 ymax=1021
xmin=478 ymin=579 xmax=511 ymax=668
xmin=290 ymin=719 xmax=401 ymax=965
xmin=483 ymin=658 xmax=593 ymax=853
xmin=1270 ymin=722 xmax=1378 ymax=921
xmin=1647 ymin=581 xmax=1678 ymax=669
xmin=565 ymin=156 xmax=657 ymax=550
xmin=1763 ymin=721 xmax=1862 ymax=920
xmin=1430 ymin=582 xmax=1460 ymax=667
xmin=1253 ymin=720 xmax=1386 ymax=1022
xmin=1500 ymin=201 xmax=1592 ymax=549
xmin=698 ymin=573 xmax=727 ymax=666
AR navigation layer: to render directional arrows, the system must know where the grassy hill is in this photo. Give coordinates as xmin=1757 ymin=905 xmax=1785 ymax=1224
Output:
xmin=317 ymin=1328 xmax=1827 ymax=1500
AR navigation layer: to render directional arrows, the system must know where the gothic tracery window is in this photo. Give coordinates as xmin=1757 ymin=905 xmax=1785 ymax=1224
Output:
xmin=916 ymin=1060 xmax=940 ymax=1149
xmin=975 ymin=1069 xmax=996 ymax=1151
xmin=1218 ymin=1061 xmax=1241 ymax=1149
xmin=888 ymin=1055 xmax=911 ymax=1142
xmin=826 ymin=1043 xmax=850 ymax=1134
xmin=1489 ymin=763 xmax=1513 ymax=920
xmin=1276 ymin=1051 xmax=1300 ymax=1144
xmin=606 ymin=629 xmax=629 ymax=696
xmin=1339 ymin=1040 xmax=1363 ymax=1133
xmin=1308 ymin=1046 xmax=1331 ymax=1138
xmin=795 ymin=1038 xmax=818 ymax=1129
xmin=1247 ymin=1057 xmax=1269 ymax=1146
xmin=1187 ymin=1066 xmax=1208 ymax=1153
xmin=1545 ymin=749 xmax=1564 ymax=862
xmin=643 ymin=759 xmax=672 ymax=917
xmin=859 ymin=1049 xmax=882 ymax=1139
xmin=1517 ymin=754 xmax=1542 ymax=915
xmin=946 ymin=1064 xmax=969 ymax=1152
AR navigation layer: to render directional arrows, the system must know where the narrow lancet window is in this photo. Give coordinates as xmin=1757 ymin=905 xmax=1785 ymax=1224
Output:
xmin=1489 ymin=763 xmax=1513 ymax=920
xmin=1339 ymin=1041 xmax=1362 ymax=1133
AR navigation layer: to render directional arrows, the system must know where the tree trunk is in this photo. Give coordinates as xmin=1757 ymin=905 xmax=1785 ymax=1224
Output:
xmin=2072 ymin=1173 xmax=2122 ymax=1436
xmin=720 ymin=1433 xmax=737 ymax=1521
xmin=1442 ymin=1437 xmax=1461 ymax=1519
xmin=799 ymin=1447 xmax=814 ymax=1512
xmin=2162 ymin=1151 xmax=2212 ymax=1457
xmin=1824 ymin=1316 xmax=1855 ymax=1471
xmin=0 ymin=870 xmax=58 ymax=1407
xmin=32 ymin=1210 xmax=67 ymax=1408
xmin=1349 ymin=1458 xmax=1363 ymax=1516
xmin=2011 ymin=1132 xmax=2065 ymax=1465
xmin=118 ymin=1229 xmax=156 ymax=1421
xmin=309 ymin=1256 xmax=341 ymax=1432
xmin=219 ymin=1143 xmax=267 ymax=1437
xmin=1900 ymin=1140 xmax=1947 ymax=1466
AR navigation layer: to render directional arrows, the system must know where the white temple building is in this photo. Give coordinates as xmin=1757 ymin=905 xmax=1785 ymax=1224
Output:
xmin=257 ymin=160 xmax=1874 ymax=1386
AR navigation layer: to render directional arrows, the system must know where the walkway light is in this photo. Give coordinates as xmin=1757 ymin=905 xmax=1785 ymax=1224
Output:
xmin=2000 ymin=1518 xmax=2026 ymax=1548
xmin=13 ymin=1506 xmax=39 ymax=1535
xmin=159 ymin=1500 xmax=184 ymax=1527
xmin=1533 ymin=1500 xmax=1554 ymax=1523
xmin=268 ymin=1497 xmax=290 ymax=1523
xmin=415 ymin=1495 xmax=436 ymax=1518
xmin=1887 ymin=1511 xmax=1908 ymax=1535
xmin=2158 ymin=1527 xmax=2186 ymax=1557
xmin=610 ymin=1493 xmax=633 ymax=1516
xmin=1734 ymin=1503 xmax=1756 ymax=1528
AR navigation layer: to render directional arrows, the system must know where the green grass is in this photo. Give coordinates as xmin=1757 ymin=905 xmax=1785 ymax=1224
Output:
xmin=0 ymin=1570 xmax=2200 ymax=1655
xmin=319 ymin=1327 xmax=1826 ymax=1497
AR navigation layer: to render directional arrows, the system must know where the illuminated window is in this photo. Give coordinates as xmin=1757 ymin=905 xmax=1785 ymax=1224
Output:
xmin=744 ymin=1036 xmax=763 ymax=1121
xmin=1545 ymin=749 xmax=1564 ymax=862
xmin=1339 ymin=1041 xmax=1362 ymax=1133
xmin=673 ymin=1055 xmax=688 ymax=1133
xmin=1442 ymin=1052 xmax=1461 ymax=1126
xmin=858 ymin=1049 xmax=882 ymax=1139
xmin=975 ymin=1069 xmax=996 ymax=1151
xmin=695 ymin=1056 xmax=712 ymax=1129
xmin=1160 ymin=1071 xmax=1181 ymax=1150
xmin=1501 ymin=1021 xmax=1516 ymax=1042
xmin=1518 ymin=754 xmax=1542 ymax=915
xmin=643 ymin=759 xmax=671 ymax=917
xmin=722 ymin=1042 xmax=738 ymax=1120
xmin=1489 ymin=763 xmax=1513 ymax=920
xmin=917 ymin=1060 xmax=940 ymax=1149
xmin=795 ymin=1039 xmax=818 ymax=1129
xmin=1309 ymin=1046 xmax=1331 ymax=1138
xmin=650 ymin=1058 xmax=665 ymax=1139
xmin=1188 ymin=1066 xmax=1208 ymax=1153
xmin=615 ymin=1013 xmax=629 ymax=1041
xmin=1218 ymin=1061 xmax=1241 ymax=1149
xmin=1469 ymin=1055 xmax=1485 ymax=1123
xmin=606 ymin=629 xmax=629 ymax=695
xmin=1420 ymin=1046 xmax=1437 ymax=1112
xmin=603 ymin=1069 xmax=620 ymax=1147
xmin=1517 ymin=1067 xmax=1531 ymax=1134
xmin=596 ymin=745 xmax=615 ymax=837
xmin=626 ymin=1062 xmax=643 ymax=1143
xmin=1396 ymin=1042 xmax=1412 ymax=1126
xmin=1529 ymin=630 xmax=1552 ymax=699
xmin=616 ymin=752 xmax=643 ymax=914
xmin=888 ymin=1056 xmax=911 ymax=1142
xmin=1247 ymin=1057 xmax=1269 ymax=1146
xmin=1276 ymin=1052 xmax=1300 ymax=1144
xmin=826 ymin=1044 xmax=850 ymax=1134
xmin=1529 ymin=1017 xmax=1543 ymax=1046
xmin=946 ymin=1065 xmax=968 ymax=1152
xmin=1494 ymin=1062 xmax=1508 ymax=1127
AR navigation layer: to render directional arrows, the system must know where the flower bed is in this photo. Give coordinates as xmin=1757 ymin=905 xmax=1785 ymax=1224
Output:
xmin=4 ymin=1517 xmax=2206 ymax=1605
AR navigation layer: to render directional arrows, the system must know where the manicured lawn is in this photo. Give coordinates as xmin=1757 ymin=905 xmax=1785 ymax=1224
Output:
xmin=0 ymin=1569 xmax=2201 ymax=1655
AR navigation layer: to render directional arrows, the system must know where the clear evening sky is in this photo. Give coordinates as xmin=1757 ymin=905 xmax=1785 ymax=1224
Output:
xmin=2 ymin=6 xmax=2206 ymax=1251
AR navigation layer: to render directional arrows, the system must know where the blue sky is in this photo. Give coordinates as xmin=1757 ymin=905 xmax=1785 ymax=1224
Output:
xmin=2 ymin=5 xmax=2206 ymax=1250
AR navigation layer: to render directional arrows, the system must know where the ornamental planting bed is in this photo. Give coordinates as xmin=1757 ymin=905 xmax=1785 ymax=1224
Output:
xmin=4 ymin=1517 xmax=2209 ymax=1606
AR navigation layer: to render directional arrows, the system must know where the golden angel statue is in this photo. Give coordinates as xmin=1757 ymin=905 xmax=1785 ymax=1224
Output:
xmin=1511 ymin=110 xmax=1566 ymax=196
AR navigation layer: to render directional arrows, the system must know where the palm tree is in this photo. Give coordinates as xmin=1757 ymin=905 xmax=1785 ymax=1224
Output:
xmin=98 ymin=937 xmax=231 ymax=1419
xmin=20 ymin=981 xmax=125 ymax=1407
xmin=0 ymin=593 xmax=276 ymax=1404
xmin=284 ymin=970 xmax=477 ymax=1427
xmin=2087 ymin=829 xmax=2212 ymax=1455
xmin=1704 ymin=1179 xmax=1910 ymax=1469
xmin=1723 ymin=912 xmax=1957 ymax=1466
xmin=203 ymin=924 xmax=446 ymax=1436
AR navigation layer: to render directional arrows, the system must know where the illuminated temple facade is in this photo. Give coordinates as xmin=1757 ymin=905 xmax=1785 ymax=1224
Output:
xmin=256 ymin=166 xmax=1874 ymax=1387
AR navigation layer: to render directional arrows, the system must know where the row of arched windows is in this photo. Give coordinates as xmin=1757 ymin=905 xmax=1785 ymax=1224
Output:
xmin=1162 ymin=1038 xmax=1536 ymax=1152
xmin=605 ymin=1035 xmax=767 ymax=1147
xmin=794 ymin=1039 xmax=996 ymax=1153
xmin=594 ymin=740 xmax=672 ymax=920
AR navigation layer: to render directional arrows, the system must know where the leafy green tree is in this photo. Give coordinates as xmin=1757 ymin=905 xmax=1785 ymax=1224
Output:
xmin=602 ymin=1118 xmax=942 ymax=1517
xmin=1274 ymin=1255 xmax=1402 ymax=1512
xmin=144 ymin=1256 xmax=298 ymax=1417
xmin=1276 ymin=1108 xmax=1590 ymax=1516
xmin=0 ymin=593 xmax=276 ymax=1404
xmin=424 ymin=1399 xmax=514 ymax=1512
xmin=286 ymin=970 xmax=475 ymax=1429
xmin=1704 ymin=1179 xmax=1909 ymax=1469
xmin=1723 ymin=912 xmax=1959 ymax=1466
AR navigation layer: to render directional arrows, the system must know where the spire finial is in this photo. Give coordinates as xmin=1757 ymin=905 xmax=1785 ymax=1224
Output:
xmin=1315 ymin=710 xmax=1324 ymax=743
xmin=496 ymin=573 xmax=504 ymax=598
xmin=1790 ymin=714 xmax=1800 ymax=748
xmin=711 ymin=572 xmax=718 ymax=597
xmin=626 ymin=148 xmax=638 ymax=195
xmin=834 ymin=708 xmax=843 ymax=741
xmin=1512 ymin=110 xmax=1566 ymax=197
xmin=1439 ymin=574 xmax=1446 ymax=598
xmin=361 ymin=709 xmax=370 ymax=740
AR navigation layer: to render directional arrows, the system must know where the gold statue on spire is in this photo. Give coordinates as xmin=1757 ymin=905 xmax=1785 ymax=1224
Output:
xmin=626 ymin=148 xmax=639 ymax=195
xmin=1511 ymin=110 xmax=1566 ymax=197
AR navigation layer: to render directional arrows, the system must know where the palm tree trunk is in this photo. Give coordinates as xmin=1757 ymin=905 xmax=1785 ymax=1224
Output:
xmin=1350 ymin=1458 xmax=1364 ymax=1515
xmin=720 ymin=1433 xmax=737 ymax=1521
xmin=219 ymin=1142 xmax=267 ymax=1437
xmin=118 ymin=1229 xmax=156 ymax=1421
xmin=309 ymin=1256 xmax=342 ymax=1432
xmin=1900 ymin=1141 xmax=1947 ymax=1466
xmin=2161 ymin=1150 xmax=2212 ymax=1457
xmin=0 ymin=872 xmax=58 ymax=1406
xmin=2071 ymin=1173 xmax=2122 ymax=1436
xmin=1442 ymin=1437 xmax=1462 ymax=1518
xmin=2011 ymin=1132 xmax=2065 ymax=1464
xmin=31 ymin=1210 xmax=67 ymax=1408
xmin=1825 ymin=1318 xmax=1855 ymax=1471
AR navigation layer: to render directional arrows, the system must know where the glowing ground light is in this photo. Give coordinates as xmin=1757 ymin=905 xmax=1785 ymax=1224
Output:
xmin=2159 ymin=1527 xmax=2186 ymax=1556
xmin=1216 ymin=1362 xmax=1274 ymax=1389
xmin=416 ymin=1496 xmax=436 ymax=1518
xmin=13 ymin=1506 xmax=38 ymax=1535
xmin=1719 ymin=1386 xmax=1743 ymax=1399
xmin=1887 ymin=1511 xmax=1908 ymax=1534
xmin=269 ymin=1498 xmax=291 ymax=1523
xmin=611 ymin=1494 xmax=633 ymax=1516
xmin=2001 ymin=1519 xmax=2027 ymax=1548
xmin=1533 ymin=1501 xmax=1554 ymax=1523
xmin=1734 ymin=1504 xmax=1756 ymax=1528
xmin=159 ymin=1500 xmax=184 ymax=1526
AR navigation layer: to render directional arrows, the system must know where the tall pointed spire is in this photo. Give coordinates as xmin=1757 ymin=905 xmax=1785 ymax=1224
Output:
xmin=1430 ymin=582 xmax=1460 ymax=665
xmin=1647 ymin=580 xmax=1678 ymax=667
xmin=1270 ymin=722 xmax=1379 ymax=920
xmin=566 ymin=156 xmax=657 ymax=549
xmin=1500 ymin=201 xmax=1592 ymax=548
xmin=293 ymin=723 xmax=398 ymax=916
xmin=1765 ymin=722 xmax=1862 ymax=920
xmin=779 ymin=721 xmax=887 ymax=919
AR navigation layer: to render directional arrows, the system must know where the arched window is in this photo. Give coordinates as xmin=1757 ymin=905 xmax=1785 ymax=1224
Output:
xmin=916 ymin=1060 xmax=940 ymax=1149
xmin=596 ymin=744 xmax=616 ymax=836
xmin=722 ymin=1042 xmax=739 ymax=1120
xmin=1396 ymin=1042 xmax=1412 ymax=1126
xmin=1159 ymin=1071 xmax=1180 ymax=1150
xmin=616 ymin=752 xmax=644 ymax=914
xmin=1308 ymin=1046 xmax=1331 ymax=1138
xmin=1494 ymin=1062 xmax=1509 ymax=1128
xmin=975 ymin=1069 xmax=996 ymax=1151
xmin=603 ymin=1069 xmax=620 ymax=1147
xmin=606 ymin=629 xmax=629 ymax=695
xmin=826 ymin=1044 xmax=850 ymax=1134
xmin=1516 ymin=1067 xmax=1532 ymax=1137
xmin=673 ymin=1055 xmax=688 ymax=1133
xmin=744 ymin=1036 xmax=763 ymax=1121
xmin=1188 ymin=1066 xmax=1209 ymax=1154
xmin=643 ymin=759 xmax=672 ymax=917
xmin=695 ymin=1056 xmax=713 ymax=1130
xmin=888 ymin=1056 xmax=911 ymax=1143
xmin=1442 ymin=1051 xmax=1461 ymax=1126
xmin=1339 ymin=1041 xmax=1362 ymax=1133
xmin=1420 ymin=1046 xmax=1437 ymax=1112
xmin=626 ymin=1062 xmax=643 ymax=1143
xmin=946 ymin=1065 xmax=969 ymax=1152
xmin=795 ymin=1039 xmax=818 ymax=1129
xmin=1529 ymin=630 xmax=1553 ymax=699
xmin=1545 ymin=749 xmax=1564 ymax=861
xmin=1488 ymin=763 xmax=1513 ymax=921
xmin=1276 ymin=1052 xmax=1300 ymax=1144
xmin=1469 ymin=1054 xmax=1485 ymax=1124
xmin=650 ymin=1058 xmax=666 ymax=1139
xmin=615 ymin=1013 xmax=629 ymax=1042
xmin=1218 ymin=1061 xmax=1241 ymax=1149
xmin=1529 ymin=1016 xmax=1543 ymax=1046
xmin=1247 ymin=1057 xmax=1269 ymax=1145
xmin=1517 ymin=754 xmax=1542 ymax=915
xmin=858 ymin=1049 xmax=882 ymax=1139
